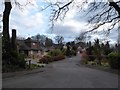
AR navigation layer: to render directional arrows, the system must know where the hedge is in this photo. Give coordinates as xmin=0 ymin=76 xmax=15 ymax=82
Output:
xmin=108 ymin=52 xmax=120 ymax=69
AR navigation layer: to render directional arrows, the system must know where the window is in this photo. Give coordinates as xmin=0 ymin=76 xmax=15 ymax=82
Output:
xmin=33 ymin=43 xmax=36 ymax=45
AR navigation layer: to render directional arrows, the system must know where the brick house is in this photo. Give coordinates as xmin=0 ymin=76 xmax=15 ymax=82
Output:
xmin=17 ymin=37 xmax=42 ymax=59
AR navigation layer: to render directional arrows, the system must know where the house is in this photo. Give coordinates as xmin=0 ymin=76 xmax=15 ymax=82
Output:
xmin=76 ymin=42 xmax=86 ymax=48
xmin=17 ymin=37 xmax=42 ymax=59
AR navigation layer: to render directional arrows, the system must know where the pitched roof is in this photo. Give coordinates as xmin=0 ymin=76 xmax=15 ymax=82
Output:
xmin=17 ymin=40 xmax=30 ymax=50
xmin=25 ymin=37 xmax=38 ymax=43
xmin=17 ymin=38 xmax=41 ymax=51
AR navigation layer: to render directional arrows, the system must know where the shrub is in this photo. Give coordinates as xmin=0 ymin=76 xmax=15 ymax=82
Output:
xmin=87 ymin=61 xmax=97 ymax=65
xmin=61 ymin=49 xmax=66 ymax=55
xmin=2 ymin=51 xmax=26 ymax=72
xmin=10 ymin=51 xmax=26 ymax=68
xmin=80 ymin=59 xmax=88 ymax=65
xmin=65 ymin=45 xmax=71 ymax=57
xmin=39 ymin=55 xmax=52 ymax=64
xmin=70 ymin=50 xmax=76 ymax=56
xmin=2 ymin=64 xmax=20 ymax=72
xmin=30 ymin=64 xmax=44 ymax=69
xmin=48 ymin=49 xmax=63 ymax=57
xmin=38 ymin=55 xmax=65 ymax=64
xmin=65 ymin=49 xmax=76 ymax=57
xmin=87 ymin=55 xmax=96 ymax=61
xmin=108 ymin=52 xmax=120 ymax=69
xmin=44 ymin=55 xmax=53 ymax=62
xmin=53 ymin=55 xmax=65 ymax=61
xmin=18 ymin=53 xmax=26 ymax=68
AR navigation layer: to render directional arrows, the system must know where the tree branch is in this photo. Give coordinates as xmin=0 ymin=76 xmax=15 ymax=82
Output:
xmin=108 ymin=0 xmax=120 ymax=17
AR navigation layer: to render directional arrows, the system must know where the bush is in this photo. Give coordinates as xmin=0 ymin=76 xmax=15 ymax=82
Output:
xmin=70 ymin=50 xmax=77 ymax=56
xmin=61 ymin=49 xmax=66 ymax=55
xmin=30 ymin=64 xmax=44 ymax=69
xmin=87 ymin=61 xmax=97 ymax=65
xmin=10 ymin=51 xmax=26 ymax=68
xmin=39 ymin=49 xmax=65 ymax=64
xmin=108 ymin=52 xmax=120 ymax=69
xmin=87 ymin=55 xmax=96 ymax=61
xmin=2 ymin=50 xmax=26 ymax=72
xmin=18 ymin=53 xmax=26 ymax=68
xmin=39 ymin=55 xmax=52 ymax=64
xmin=2 ymin=64 xmax=20 ymax=72
xmin=45 ymin=55 xmax=54 ymax=62
xmin=38 ymin=55 xmax=65 ymax=64
xmin=80 ymin=59 xmax=88 ymax=65
xmin=48 ymin=49 xmax=63 ymax=57
xmin=53 ymin=55 xmax=65 ymax=61
xmin=65 ymin=49 xmax=76 ymax=57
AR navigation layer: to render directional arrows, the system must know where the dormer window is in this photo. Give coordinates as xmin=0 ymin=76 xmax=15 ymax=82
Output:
xmin=33 ymin=43 xmax=36 ymax=45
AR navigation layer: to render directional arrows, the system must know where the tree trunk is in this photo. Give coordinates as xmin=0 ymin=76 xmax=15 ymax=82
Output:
xmin=2 ymin=0 xmax=12 ymax=64
xmin=2 ymin=0 xmax=12 ymax=52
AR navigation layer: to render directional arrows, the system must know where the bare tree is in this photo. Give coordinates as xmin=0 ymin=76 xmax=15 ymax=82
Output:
xmin=2 ymin=0 xmax=33 ymax=67
xmin=3 ymin=0 xmax=120 ymax=39
xmin=45 ymin=0 xmax=120 ymax=33
xmin=2 ymin=0 xmax=120 ymax=51
xmin=2 ymin=0 xmax=33 ymax=52
xmin=54 ymin=35 xmax=64 ymax=44
xmin=75 ymin=31 xmax=86 ymax=43
xmin=45 ymin=37 xmax=53 ymax=47
xmin=31 ymin=34 xmax=47 ymax=46
xmin=86 ymin=0 xmax=120 ymax=32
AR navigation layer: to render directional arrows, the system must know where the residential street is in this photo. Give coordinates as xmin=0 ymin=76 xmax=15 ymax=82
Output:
xmin=2 ymin=55 xmax=118 ymax=88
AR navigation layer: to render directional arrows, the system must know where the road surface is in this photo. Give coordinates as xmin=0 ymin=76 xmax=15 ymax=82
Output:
xmin=3 ymin=55 xmax=118 ymax=88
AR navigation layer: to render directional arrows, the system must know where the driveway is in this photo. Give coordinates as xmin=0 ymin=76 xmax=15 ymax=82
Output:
xmin=2 ymin=55 xmax=118 ymax=88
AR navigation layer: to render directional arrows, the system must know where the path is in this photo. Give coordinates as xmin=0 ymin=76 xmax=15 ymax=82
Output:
xmin=3 ymin=55 xmax=118 ymax=88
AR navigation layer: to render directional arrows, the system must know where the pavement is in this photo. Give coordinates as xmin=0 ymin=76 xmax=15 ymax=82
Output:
xmin=2 ymin=55 xmax=119 ymax=88
xmin=3 ymin=58 xmax=45 ymax=79
xmin=2 ymin=68 xmax=45 ymax=79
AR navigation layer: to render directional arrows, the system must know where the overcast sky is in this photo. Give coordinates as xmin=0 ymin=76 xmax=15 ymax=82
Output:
xmin=0 ymin=0 xmax=119 ymax=44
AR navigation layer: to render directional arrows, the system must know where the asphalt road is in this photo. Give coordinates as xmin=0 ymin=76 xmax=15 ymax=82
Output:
xmin=3 ymin=55 xmax=118 ymax=88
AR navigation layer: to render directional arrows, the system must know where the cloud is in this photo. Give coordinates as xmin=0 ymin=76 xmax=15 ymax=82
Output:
xmin=108 ymin=29 xmax=118 ymax=44
xmin=9 ymin=1 xmax=45 ymax=37
xmin=46 ymin=5 xmax=118 ymax=44
xmin=51 ymin=24 xmax=76 ymax=36
xmin=22 ymin=13 xmax=43 ymax=28
xmin=46 ymin=7 xmax=89 ymax=41
xmin=86 ymin=29 xmax=118 ymax=44
xmin=1 ymin=0 xmax=118 ymax=44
